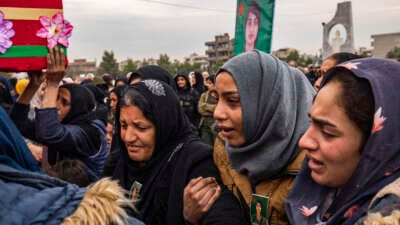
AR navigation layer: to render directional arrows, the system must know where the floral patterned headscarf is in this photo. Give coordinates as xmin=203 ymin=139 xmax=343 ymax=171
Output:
xmin=285 ymin=58 xmax=400 ymax=225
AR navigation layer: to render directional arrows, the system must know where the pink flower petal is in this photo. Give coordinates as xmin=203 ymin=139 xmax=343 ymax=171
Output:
xmin=47 ymin=38 xmax=57 ymax=49
xmin=39 ymin=16 xmax=51 ymax=27
xmin=52 ymin=13 xmax=64 ymax=25
xmin=2 ymin=39 xmax=12 ymax=48
xmin=5 ymin=29 xmax=15 ymax=38
xmin=63 ymin=25 xmax=73 ymax=35
xmin=4 ymin=21 xmax=13 ymax=30
xmin=36 ymin=28 xmax=49 ymax=38
xmin=58 ymin=36 xmax=69 ymax=47
xmin=0 ymin=46 xmax=6 ymax=54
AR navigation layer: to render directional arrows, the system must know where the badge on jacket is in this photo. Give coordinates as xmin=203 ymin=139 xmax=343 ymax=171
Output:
xmin=129 ymin=181 xmax=143 ymax=203
xmin=250 ymin=193 xmax=269 ymax=225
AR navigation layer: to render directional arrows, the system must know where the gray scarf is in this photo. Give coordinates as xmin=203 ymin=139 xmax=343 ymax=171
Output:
xmin=218 ymin=50 xmax=315 ymax=185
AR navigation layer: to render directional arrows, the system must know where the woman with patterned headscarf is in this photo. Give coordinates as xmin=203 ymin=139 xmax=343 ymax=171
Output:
xmin=286 ymin=58 xmax=400 ymax=225
xmin=111 ymin=80 xmax=245 ymax=225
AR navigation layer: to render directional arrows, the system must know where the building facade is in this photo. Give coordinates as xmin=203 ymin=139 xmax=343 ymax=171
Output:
xmin=184 ymin=53 xmax=209 ymax=70
xmin=67 ymin=59 xmax=97 ymax=77
xmin=205 ymin=33 xmax=234 ymax=71
xmin=371 ymin=32 xmax=400 ymax=58
xmin=272 ymin=48 xmax=299 ymax=59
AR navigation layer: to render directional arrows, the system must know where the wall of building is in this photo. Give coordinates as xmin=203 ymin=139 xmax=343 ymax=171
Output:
xmin=371 ymin=32 xmax=400 ymax=58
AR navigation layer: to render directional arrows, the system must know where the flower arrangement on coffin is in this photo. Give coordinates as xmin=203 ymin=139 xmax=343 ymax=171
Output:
xmin=0 ymin=0 xmax=72 ymax=72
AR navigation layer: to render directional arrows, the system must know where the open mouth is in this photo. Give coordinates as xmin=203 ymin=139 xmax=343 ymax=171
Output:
xmin=220 ymin=127 xmax=235 ymax=137
xmin=308 ymin=156 xmax=324 ymax=172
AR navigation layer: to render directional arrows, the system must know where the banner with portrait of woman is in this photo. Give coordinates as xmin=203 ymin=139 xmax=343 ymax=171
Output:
xmin=234 ymin=0 xmax=275 ymax=55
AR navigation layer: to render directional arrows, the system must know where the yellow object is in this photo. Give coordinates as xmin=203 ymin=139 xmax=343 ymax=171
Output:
xmin=0 ymin=7 xmax=62 ymax=20
xmin=15 ymin=79 xmax=29 ymax=95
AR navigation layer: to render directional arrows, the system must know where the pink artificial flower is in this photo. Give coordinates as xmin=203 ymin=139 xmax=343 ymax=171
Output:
xmin=339 ymin=62 xmax=361 ymax=70
xmin=36 ymin=13 xmax=73 ymax=49
xmin=0 ymin=10 xmax=16 ymax=54
xmin=300 ymin=205 xmax=318 ymax=217
xmin=371 ymin=107 xmax=386 ymax=134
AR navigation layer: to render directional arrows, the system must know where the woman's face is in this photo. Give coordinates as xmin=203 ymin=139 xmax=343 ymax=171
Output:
xmin=245 ymin=11 xmax=259 ymax=48
xmin=298 ymin=81 xmax=363 ymax=188
xmin=189 ymin=73 xmax=196 ymax=86
xmin=109 ymin=92 xmax=118 ymax=113
xmin=214 ymin=72 xmax=245 ymax=146
xmin=120 ymin=105 xmax=156 ymax=162
xmin=176 ymin=76 xmax=187 ymax=89
xmin=205 ymin=79 xmax=215 ymax=91
xmin=56 ymin=88 xmax=71 ymax=122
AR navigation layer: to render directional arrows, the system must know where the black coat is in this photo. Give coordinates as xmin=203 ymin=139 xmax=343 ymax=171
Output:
xmin=111 ymin=81 xmax=245 ymax=225
xmin=135 ymin=138 xmax=246 ymax=225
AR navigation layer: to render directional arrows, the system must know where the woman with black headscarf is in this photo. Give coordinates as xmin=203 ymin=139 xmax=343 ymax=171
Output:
xmin=10 ymin=48 xmax=107 ymax=182
xmin=175 ymin=72 xmax=200 ymax=127
xmin=82 ymin=83 xmax=108 ymax=125
xmin=112 ymin=80 xmax=245 ymax=225
xmin=103 ymin=65 xmax=177 ymax=177
xmin=102 ymin=84 xmax=128 ymax=177
xmin=190 ymin=71 xmax=206 ymax=95
xmin=128 ymin=65 xmax=177 ymax=91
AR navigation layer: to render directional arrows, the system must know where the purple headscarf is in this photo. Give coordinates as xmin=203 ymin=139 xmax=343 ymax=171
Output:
xmin=285 ymin=58 xmax=400 ymax=225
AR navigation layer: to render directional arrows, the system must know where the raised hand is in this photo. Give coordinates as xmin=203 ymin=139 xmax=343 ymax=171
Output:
xmin=46 ymin=47 xmax=66 ymax=84
xmin=27 ymin=70 xmax=45 ymax=88
xmin=183 ymin=177 xmax=221 ymax=225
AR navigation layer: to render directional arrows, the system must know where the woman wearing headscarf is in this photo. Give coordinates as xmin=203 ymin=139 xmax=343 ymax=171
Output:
xmin=0 ymin=104 xmax=143 ymax=225
xmin=129 ymin=65 xmax=177 ymax=91
xmin=175 ymin=72 xmax=200 ymax=127
xmin=82 ymin=83 xmax=108 ymax=125
xmin=184 ymin=50 xmax=315 ymax=225
xmin=190 ymin=71 xmax=206 ymax=95
xmin=104 ymin=66 xmax=177 ymax=177
xmin=10 ymin=48 xmax=107 ymax=182
xmin=313 ymin=52 xmax=361 ymax=91
xmin=103 ymin=84 xmax=128 ymax=177
xmin=285 ymin=58 xmax=400 ymax=225
xmin=115 ymin=76 xmax=129 ymax=87
xmin=112 ymin=80 xmax=245 ymax=225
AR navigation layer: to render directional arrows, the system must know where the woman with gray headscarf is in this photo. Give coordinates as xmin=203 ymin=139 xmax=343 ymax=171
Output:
xmin=183 ymin=50 xmax=315 ymax=225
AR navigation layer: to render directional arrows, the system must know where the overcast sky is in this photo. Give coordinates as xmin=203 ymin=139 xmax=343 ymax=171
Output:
xmin=63 ymin=0 xmax=400 ymax=62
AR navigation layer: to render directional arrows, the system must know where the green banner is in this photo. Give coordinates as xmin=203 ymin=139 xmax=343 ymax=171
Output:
xmin=0 ymin=46 xmax=67 ymax=58
xmin=234 ymin=0 xmax=275 ymax=55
